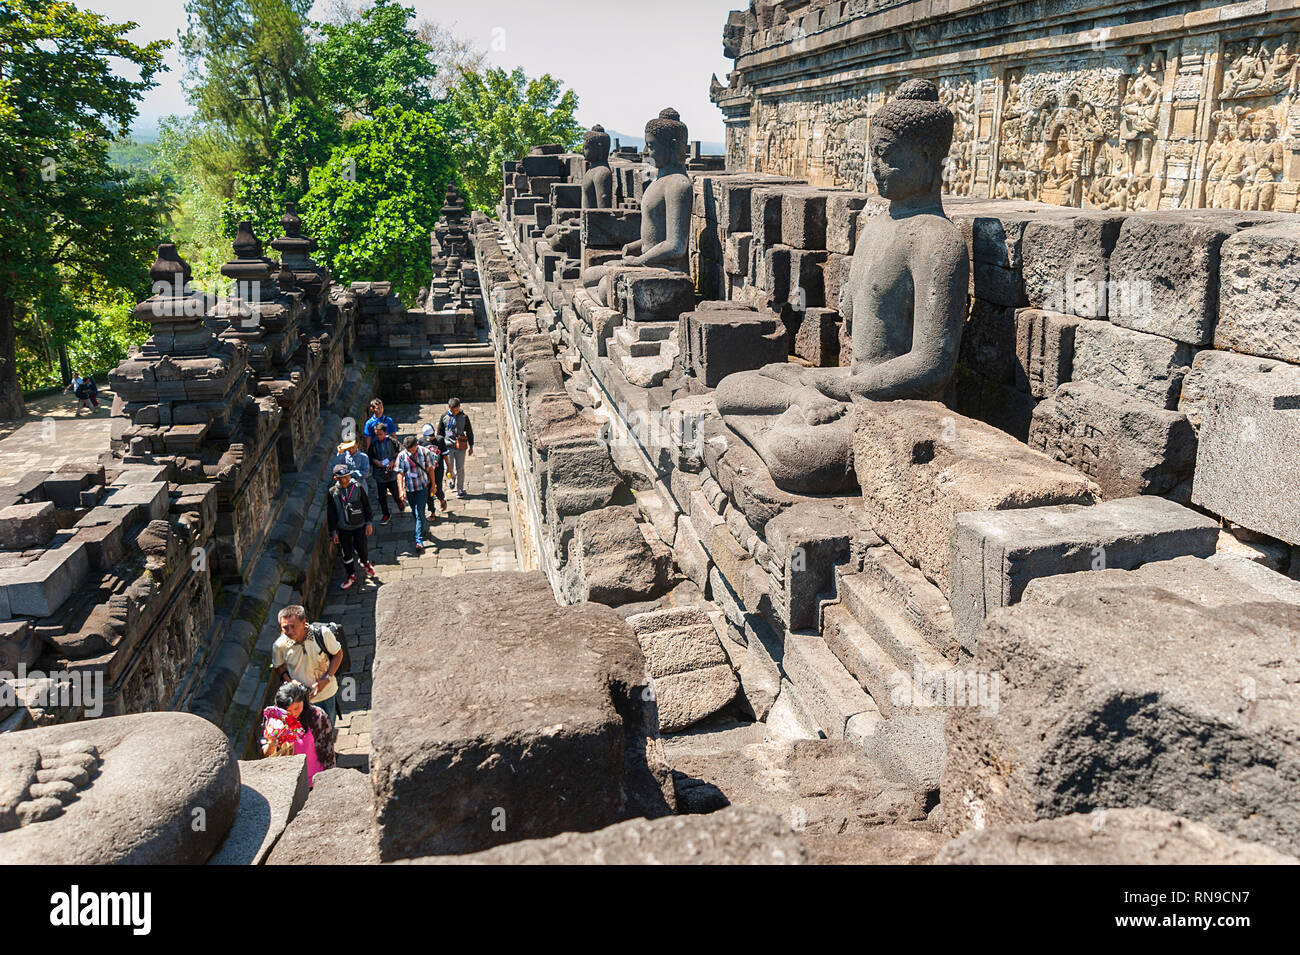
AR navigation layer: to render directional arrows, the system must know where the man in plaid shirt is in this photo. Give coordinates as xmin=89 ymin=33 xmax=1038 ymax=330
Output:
xmin=394 ymin=435 xmax=441 ymax=553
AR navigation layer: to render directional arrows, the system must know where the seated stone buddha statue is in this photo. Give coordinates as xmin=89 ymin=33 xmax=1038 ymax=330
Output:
xmin=581 ymin=108 xmax=693 ymax=304
xmin=714 ymin=78 xmax=969 ymax=494
xmin=582 ymin=124 xmax=614 ymax=209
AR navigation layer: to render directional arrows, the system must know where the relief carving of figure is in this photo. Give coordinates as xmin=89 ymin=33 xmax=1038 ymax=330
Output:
xmin=1121 ymin=55 xmax=1163 ymax=177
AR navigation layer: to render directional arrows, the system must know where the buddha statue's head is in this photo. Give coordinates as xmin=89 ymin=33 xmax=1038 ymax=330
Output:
xmin=869 ymin=79 xmax=954 ymax=201
xmin=584 ymin=125 xmax=611 ymax=165
xmin=645 ymin=108 xmax=689 ymax=169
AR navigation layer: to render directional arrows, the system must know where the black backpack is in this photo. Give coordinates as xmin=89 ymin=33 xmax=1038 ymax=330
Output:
xmin=332 ymin=482 xmax=367 ymax=528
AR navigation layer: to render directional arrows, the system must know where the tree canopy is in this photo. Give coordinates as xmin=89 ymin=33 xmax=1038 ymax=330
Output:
xmin=2 ymin=0 xmax=586 ymax=411
xmin=0 ymin=0 xmax=168 ymax=414
xmin=447 ymin=68 xmax=583 ymax=210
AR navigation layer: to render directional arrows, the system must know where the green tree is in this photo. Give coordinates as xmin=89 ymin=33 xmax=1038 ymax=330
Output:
xmin=313 ymin=0 xmax=436 ymax=117
xmin=179 ymin=0 xmax=318 ymax=193
xmin=225 ymin=98 xmax=342 ymax=243
xmin=300 ymin=106 xmax=455 ymax=302
xmin=0 ymin=0 xmax=168 ymax=416
xmin=446 ymin=67 xmax=582 ymax=211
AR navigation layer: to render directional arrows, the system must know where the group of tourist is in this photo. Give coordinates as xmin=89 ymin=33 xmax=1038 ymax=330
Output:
xmin=257 ymin=397 xmax=477 ymax=781
xmin=327 ymin=395 xmax=475 ymax=590
xmin=64 ymin=371 xmax=100 ymax=413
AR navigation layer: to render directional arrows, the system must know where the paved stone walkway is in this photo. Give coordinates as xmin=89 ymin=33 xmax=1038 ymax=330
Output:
xmin=0 ymin=385 xmax=117 ymax=471
xmin=323 ymin=400 xmax=517 ymax=768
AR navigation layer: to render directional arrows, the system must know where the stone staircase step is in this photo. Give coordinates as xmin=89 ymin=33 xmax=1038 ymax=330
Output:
xmin=857 ymin=546 xmax=960 ymax=659
xmin=838 ymin=565 xmax=958 ymax=672
xmin=782 ymin=631 xmax=880 ymax=740
xmin=630 ymin=321 xmax=677 ymax=343
xmin=619 ymin=354 xmax=673 ymax=388
xmin=823 ymin=603 xmax=909 ymax=717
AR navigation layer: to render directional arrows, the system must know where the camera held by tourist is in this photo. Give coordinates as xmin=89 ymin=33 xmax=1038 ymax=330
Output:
xmin=271 ymin=606 xmax=345 ymax=728
xmin=437 ymin=397 xmax=474 ymax=498
xmin=369 ymin=421 xmax=403 ymax=524
xmin=260 ymin=680 xmax=335 ymax=787
xmin=327 ymin=463 xmax=374 ymax=590
xmin=394 ymin=434 xmax=440 ymax=553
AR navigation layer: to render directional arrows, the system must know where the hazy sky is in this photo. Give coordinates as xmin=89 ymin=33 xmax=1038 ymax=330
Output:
xmin=85 ymin=0 xmax=739 ymax=144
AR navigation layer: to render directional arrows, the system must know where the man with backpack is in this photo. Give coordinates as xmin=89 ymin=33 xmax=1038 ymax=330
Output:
xmin=369 ymin=421 xmax=403 ymax=525
xmin=326 ymin=463 xmax=374 ymax=591
xmin=436 ymin=397 xmax=474 ymax=498
xmin=272 ymin=605 xmax=345 ymax=728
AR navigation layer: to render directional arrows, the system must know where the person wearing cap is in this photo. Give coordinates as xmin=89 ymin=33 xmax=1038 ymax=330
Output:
xmin=418 ymin=423 xmax=449 ymax=522
xmin=436 ymin=397 xmax=474 ymax=498
xmin=331 ymin=437 xmax=370 ymax=482
xmin=369 ymin=421 xmax=403 ymax=525
xmin=326 ymin=464 xmax=374 ymax=590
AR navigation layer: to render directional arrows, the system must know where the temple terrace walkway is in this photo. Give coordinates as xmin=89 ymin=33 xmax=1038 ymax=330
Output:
xmin=325 ymin=399 xmax=517 ymax=767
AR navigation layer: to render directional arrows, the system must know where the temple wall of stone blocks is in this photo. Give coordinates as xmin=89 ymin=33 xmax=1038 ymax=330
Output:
xmin=478 ymin=117 xmax=1300 ymax=859
xmin=713 ymin=0 xmax=1300 ymax=213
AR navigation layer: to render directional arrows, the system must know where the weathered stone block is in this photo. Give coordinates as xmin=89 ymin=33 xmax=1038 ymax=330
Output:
xmin=780 ymin=188 xmax=828 ymax=249
xmin=1109 ymin=211 xmax=1273 ymax=345
xmin=935 ymin=808 xmax=1298 ymax=865
xmin=550 ymin=182 xmax=582 ymax=209
xmin=678 ymin=305 xmax=787 ymax=388
xmin=576 ymin=505 xmax=670 ymax=605
xmin=825 ymin=252 xmax=851 ymax=313
xmin=1178 ymin=348 xmax=1286 ymax=430
xmin=626 ymin=606 xmax=738 ymax=732
xmin=102 ymin=481 xmax=171 ymax=523
xmin=1020 ymin=552 xmax=1300 ymax=611
xmin=1192 ymin=362 xmax=1300 ymax=545
xmin=42 ymin=467 xmax=102 ymax=509
xmin=1071 ymin=321 xmax=1195 ymax=409
xmin=792 ymin=307 xmax=840 ymax=367
xmin=941 ymin=585 xmax=1300 ymax=855
xmin=1014 ymin=307 xmax=1083 ymax=398
xmin=723 ymin=231 xmax=752 ymax=274
xmin=370 ymin=573 xmax=672 ymax=860
xmin=788 ymin=248 xmax=827 ymax=308
xmin=1216 ymin=221 xmax=1300 ymax=365
xmin=0 ymin=502 xmax=57 ymax=551
xmin=1029 ymin=381 xmax=1197 ymax=498
xmin=612 ymin=269 xmax=695 ymax=323
xmin=826 ymin=192 xmax=877 ymax=255
xmin=766 ymin=500 xmax=858 ymax=631
xmin=581 ymin=209 xmax=642 ymax=249
xmin=1021 ymin=212 xmax=1124 ymax=319
xmin=853 ymin=400 xmax=1099 ymax=594
xmin=751 ymin=187 xmax=784 ymax=250
xmin=960 ymin=300 xmax=1017 ymax=385
xmin=970 ymin=261 xmax=1025 ymax=308
xmin=520 ymin=153 xmax=565 ymax=178
xmin=672 ymin=517 xmax=712 ymax=591
xmin=948 ymin=495 xmax=1219 ymax=652
xmin=415 ymin=806 xmax=803 ymax=865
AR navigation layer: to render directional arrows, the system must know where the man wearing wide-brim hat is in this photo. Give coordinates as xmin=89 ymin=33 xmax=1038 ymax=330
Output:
xmin=331 ymin=436 xmax=371 ymax=482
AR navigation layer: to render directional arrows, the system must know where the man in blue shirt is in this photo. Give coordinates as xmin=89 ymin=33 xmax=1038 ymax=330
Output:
xmin=362 ymin=397 xmax=396 ymax=456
